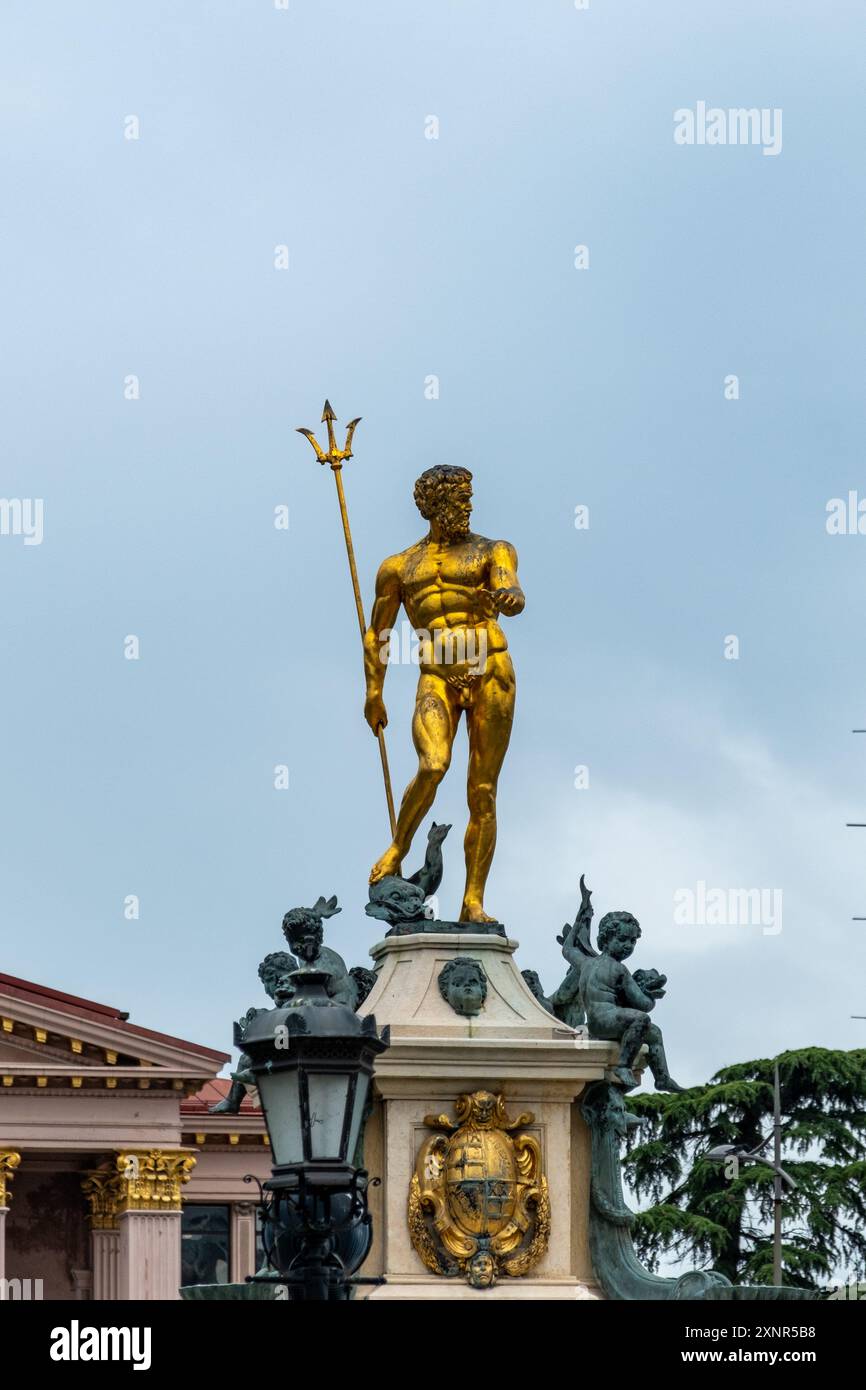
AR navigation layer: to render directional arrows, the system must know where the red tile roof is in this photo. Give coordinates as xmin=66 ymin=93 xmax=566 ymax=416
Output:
xmin=182 ymin=1079 xmax=262 ymax=1115
xmin=0 ymin=972 xmax=229 ymax=1063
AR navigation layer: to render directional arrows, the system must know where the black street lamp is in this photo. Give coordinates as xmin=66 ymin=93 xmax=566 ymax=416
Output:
xmin=241 ymin=965 xmax=389 ymax=1300
xmin=706 ymin=1064 xmax=797 ymax=1286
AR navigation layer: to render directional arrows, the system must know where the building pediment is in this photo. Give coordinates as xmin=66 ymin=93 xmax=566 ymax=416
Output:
xmin=0 ymin=972 xmax=228 ymax=1096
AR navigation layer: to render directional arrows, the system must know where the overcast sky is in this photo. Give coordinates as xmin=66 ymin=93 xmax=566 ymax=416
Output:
xmin=1 ymin=1 xmax=864 ymax=1087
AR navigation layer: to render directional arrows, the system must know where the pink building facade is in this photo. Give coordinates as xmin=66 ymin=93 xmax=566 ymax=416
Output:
xmin=0 ymin=973 xmax=270 ymax=1300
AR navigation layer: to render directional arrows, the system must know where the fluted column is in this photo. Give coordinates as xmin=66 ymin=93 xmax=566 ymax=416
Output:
xmin=81 ymin=1164 xmax=121 ymax=1300
xmin=0 ymin=1152 xmax=21 ymax=1287
xmin=114 ymin=1151 xmax=196 ymax=1301
xmin=231 ymin=1201 xmax=257 ymax=1282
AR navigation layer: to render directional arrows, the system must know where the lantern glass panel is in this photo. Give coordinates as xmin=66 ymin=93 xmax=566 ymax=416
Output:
xmin=257 ymin=1069 xmax=303 ymax=1166
xmin=346 ymin=1071 xmax=370 ymax=1164
xmin=306 ymin=1071 xmax=352 ymax=1159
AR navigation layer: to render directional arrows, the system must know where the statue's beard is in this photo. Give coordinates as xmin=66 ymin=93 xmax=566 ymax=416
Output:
xmin=434 ymin=503 xmax=471 ymax=542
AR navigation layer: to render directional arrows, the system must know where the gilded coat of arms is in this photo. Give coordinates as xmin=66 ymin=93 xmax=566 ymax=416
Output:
xmin=408 ymin=1090 xmax=550 ymax=1289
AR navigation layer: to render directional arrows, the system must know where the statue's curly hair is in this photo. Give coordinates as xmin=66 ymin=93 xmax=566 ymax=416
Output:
xmin=258 ymin=950 xmax=297 ymax=987
xmin=597 ymin=911 xmax=641 ymax=948
xmin=413 ymin=465 xmax=472 ymax=521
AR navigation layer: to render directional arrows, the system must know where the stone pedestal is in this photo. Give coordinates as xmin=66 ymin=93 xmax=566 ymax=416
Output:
xmin=357 ymin=931 xmax=620 ymax=1300
xmin=0 ymin=1208 xmax=7 ymax=1285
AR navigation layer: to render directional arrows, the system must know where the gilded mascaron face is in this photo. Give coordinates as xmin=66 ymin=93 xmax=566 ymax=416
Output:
xmin=468 ymin=1251 xmax=496 ymax=1288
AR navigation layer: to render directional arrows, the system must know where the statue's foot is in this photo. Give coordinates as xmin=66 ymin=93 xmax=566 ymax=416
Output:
xmin=369 ymin=845 xmax=403 ymax=883
xmin=459 ymin=900 xmax=499 ymax=925
xmin=654 ymin=1075 xmax=686 ymax=1093
xmin=613 ymin=1065 xmax=640 ymax=1090
xmin=208 ymin=1098 xmax=237 ymax=1115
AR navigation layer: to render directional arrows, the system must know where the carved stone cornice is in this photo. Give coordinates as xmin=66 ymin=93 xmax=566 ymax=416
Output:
xmin=0 ymin=1151 xmax=21 ymax=1207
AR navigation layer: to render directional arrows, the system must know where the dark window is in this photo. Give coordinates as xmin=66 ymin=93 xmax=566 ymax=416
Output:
xmin=181 ymin=1204 xmax=230 ymax=1287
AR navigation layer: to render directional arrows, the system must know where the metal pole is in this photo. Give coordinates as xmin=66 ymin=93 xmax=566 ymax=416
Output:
xmin=331 ymin=465 xmax=397 ymax=838
xmin=773 ymin=1062 xmax=782 ymax=1286
xmin=297 ymin=402 xmax=397 ymax=840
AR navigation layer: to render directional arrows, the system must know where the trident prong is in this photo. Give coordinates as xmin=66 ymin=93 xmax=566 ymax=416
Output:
xmin=296 ymin=399 xmax=362 ymax=469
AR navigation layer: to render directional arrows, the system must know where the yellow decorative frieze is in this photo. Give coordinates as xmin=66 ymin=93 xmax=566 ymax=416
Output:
xmin=0 ymin=1151 xmax=22 ymax=1207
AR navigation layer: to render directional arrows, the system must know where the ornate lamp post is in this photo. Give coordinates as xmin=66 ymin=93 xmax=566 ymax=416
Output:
xmin=242 ymin=965 xmax=389 ymax=1301
xmin=706 ymin=1064 xmax=797 ymax=1286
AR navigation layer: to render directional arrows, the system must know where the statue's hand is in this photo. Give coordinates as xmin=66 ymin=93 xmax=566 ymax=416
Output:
xmin=365 ymin=694 xmax=388 ymax=734
xmin=485 ymin=587 xmax=523 ymax=617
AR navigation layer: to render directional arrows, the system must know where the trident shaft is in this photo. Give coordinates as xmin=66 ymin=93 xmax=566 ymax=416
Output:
xmin=297 ymin=400 xmax=397 ymax=838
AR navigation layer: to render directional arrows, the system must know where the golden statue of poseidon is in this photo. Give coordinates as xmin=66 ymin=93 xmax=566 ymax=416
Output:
xmin=363 ymin=465 xmax=524 ymax=925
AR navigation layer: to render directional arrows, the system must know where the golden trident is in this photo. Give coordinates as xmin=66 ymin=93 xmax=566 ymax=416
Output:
xmin=297 ymin=400 xmax=397 ymax=837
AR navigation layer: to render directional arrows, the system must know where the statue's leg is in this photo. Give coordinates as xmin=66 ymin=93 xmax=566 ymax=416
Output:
xmin=645 ymin=1022 xmax=686 ymax=1093
xmin=459 ymin=654 xmax=515 ymax=923
xmin=208 ymin=1078 xmax=246 ymax=1115
xmin=611 ymin=1010 xmax=650 ymax=1089
xmin=617 ymin=1012 xmax=649 ymax=1068
xmin=370 ymin=673 xmax=458 ymax=882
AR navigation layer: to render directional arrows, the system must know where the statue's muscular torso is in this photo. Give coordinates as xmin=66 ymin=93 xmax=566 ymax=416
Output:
xmin=386 ymin=531 xmax=515 ymax=676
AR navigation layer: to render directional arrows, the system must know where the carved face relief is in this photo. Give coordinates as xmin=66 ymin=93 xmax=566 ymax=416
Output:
xmin=438 ymin=957 xmax=487 ymax=1017
xmin=467 ymin=1250 xmax=496 ymax=1288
